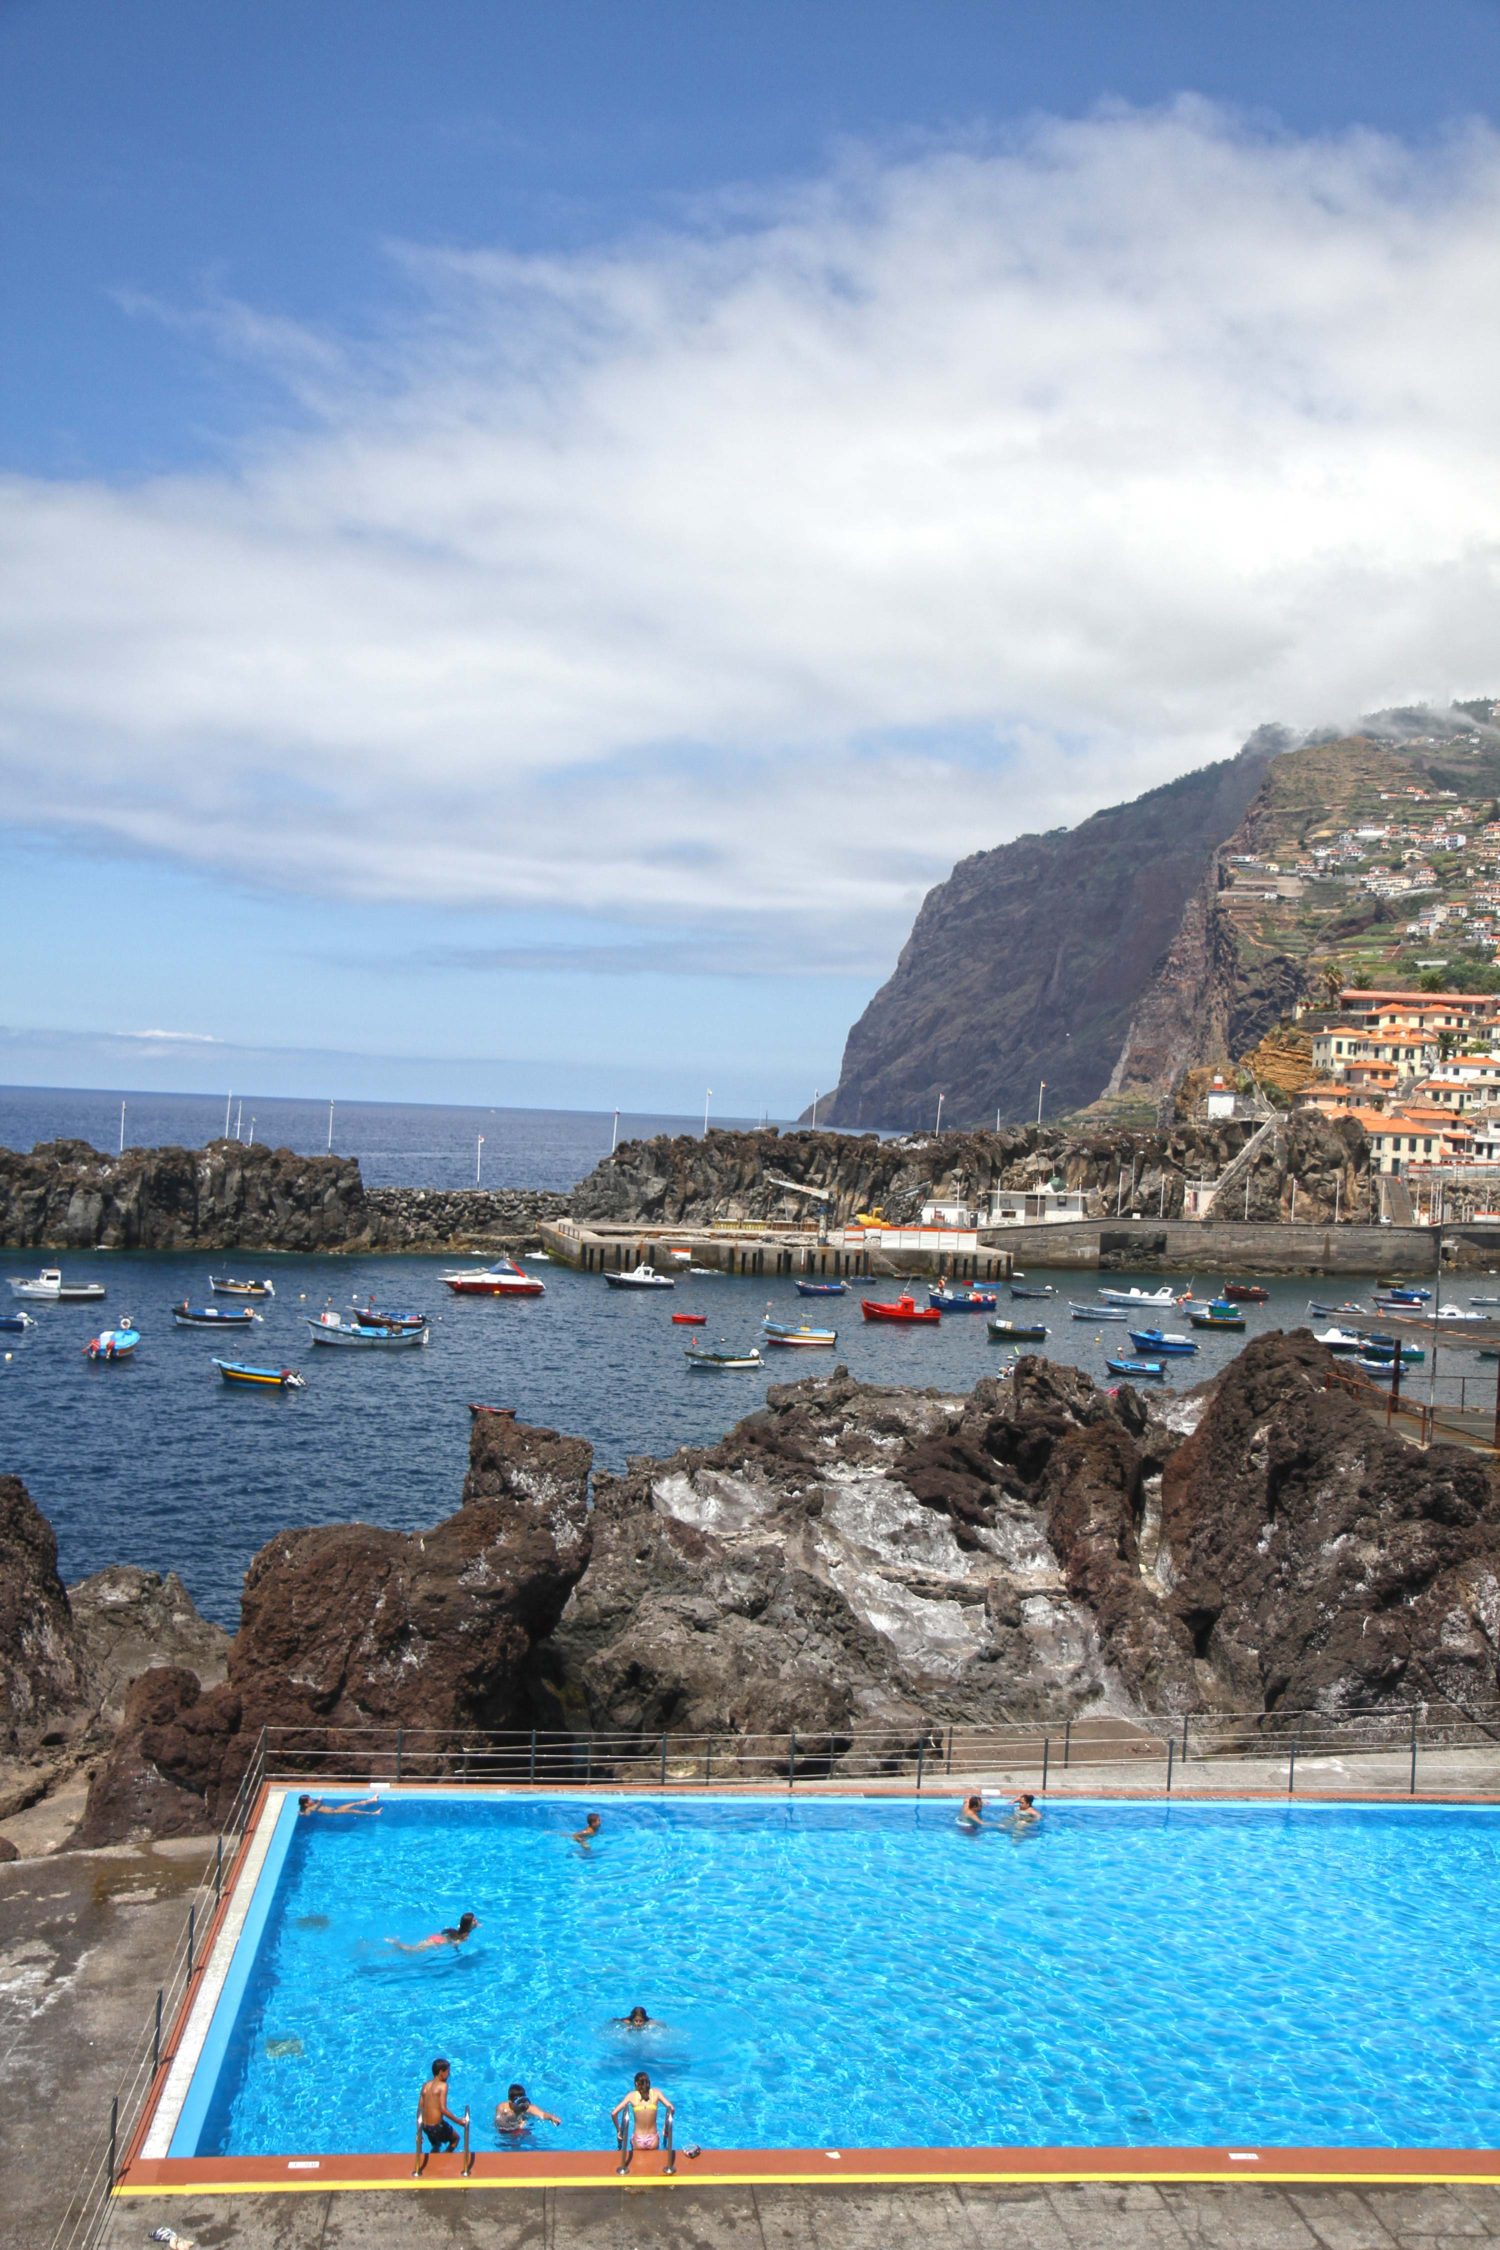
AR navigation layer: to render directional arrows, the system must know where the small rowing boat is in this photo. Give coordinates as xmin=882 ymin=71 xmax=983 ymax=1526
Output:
xmin=441 ymin=1259 xmax=545 ymax=1297
xmin=214 ymin=1359 xmax=304 ymax=1389
xmin=1070 ymin=1303 xmax=1128 ymax=1322
xmin=686 ymin=1346 xmax=763 ymax=1369
xmin=1107 ymin=1356 xmax=1165 ymax=1379
xmin=1187 ymin=1301 xmax=1245 ymax=1330
xmin=928 ymin=1286 xmax=997 ymax=1311
xmin=796 ymin=1279 xmax=847 ymax=1296
xmin=1008 ymin=1284 xmax=1056 ymax=1301
xmin=172 ymin=1301 xmax=262 ymax=1328
xmin=0 ymin=1309 xmax=35 ymax=1333
xmin=85 ymin=1325 xmax=139 ymax=1362
xmin=9 ymin=1268 xmax=106 ymax=1301
xmin=603 ymin=1263 xmax=675 ymax=1290
xmin=762 ymin=1317 xmax=837 ymax=1346
xmin=988 ymin=1317 xmax=1048 ymax=1342
xmin=1359 ymin=1334 xmax=1424 ymax=1363
xmin=306 ymin=1312 xmax=429 ymax=1348
xmin=1382 ymin=1286 xmax=1431 ymax=1305
xmin=861 ymin=1294 xmax=941 ymax=1324
xmin=1221 ymin=1282 xmax=1269 ymax=1303
xmin=1127 ymin=1329 xmax=1198 ymax=1356
xmin=350 ymin=1302 xmax=427 ymax=1332
xmin=1097 ymin=1285 xmax=1178 ymax=1308
xmin=210 ymin=1276 xmax=276 ymax=1297
xmin=1308 ymin=1299 xmax=1367 ymax=1318
xmin=672 ymin=1312 xmax=708 ymax=1326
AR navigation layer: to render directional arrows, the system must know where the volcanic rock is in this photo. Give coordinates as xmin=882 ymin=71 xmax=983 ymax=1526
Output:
xmin=0 ymin=1475 xmax=90 ymax=1755
xmin=74 ymin=1412 xmax=594 ymax=1845
xmin=67 ymin=1566 xmax=230 ymax=1727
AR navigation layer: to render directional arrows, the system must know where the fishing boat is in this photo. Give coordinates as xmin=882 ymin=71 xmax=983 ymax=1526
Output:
xmin=1308 ymin=1299 xmax=1367 ymax=1318
xmin=1107 ymin=1356 xmax=1164 ymax=1379
xmin=686 ymin=1346 xmax=763 ymax=1369
xmin=861 ymin=1294 xmax=941 ymax=1324
xmin=796 ymin=1279 xmax=848 ymax=1297
xmin=1359 ymin=1334 xmax=1424 ymax=1363
xmin=1097 ymin=1285 xmax=1178 ymax=1309
xmin=84 ymin=1325 xmax=139 ymax=1362
xmin=603 ymin=1263 xmax=676 ymax=1290
xmin=214 ymin=1359 xmax=304 ymax=1390
xmin=1471 ymin=1295 xmax=1500 ymax=1307
xmin=762 ymin=1318 xmax=837 ymax=1346
xmin=171 ymin=1302 xmax=261 ymax=1328
xmin=441 ymin=1259 xmax=545 ymax=1297
xmin=350 ymin=1302 xmax=427 ymax=1332
xmin=9 ymin=1268 xmax=106 ymax=1301
xmin=1009 ymin=1285 xmax=1056 ymax=1301
xmin=0 ymin=1309 xmax=35 ymax=1333
xmin=1313 ymin=1327 xmax=1364 ymax=1354
xmin=1221 ymin=1282 xmax=1269 ymax=1303
xmin=1187 ymin=1301 xmax=1246 ymax=1330
xmin=210 ymin=1276 xmax=276 ymax=1297
xmin=1382 ymin=1287 xmax=1431 ymax=1305
xmin=305 ymin=1311 xmax=429 ymax=1348
xmin=988 ymin=1317 xmax=1048 ymax=1342
xmin=928 ymin=1285 xmax=997 ymax=1312
xmin=1128 ymin=1329 xmax=1198 ymax=1356
xmin=671 ymin=1312 xmax=708 ymax=1326
xmin=1070 ymin=1303 xmax=1128 ymax=1322
xmin=1356 ymin=1356 xmax=1399 ymax=1379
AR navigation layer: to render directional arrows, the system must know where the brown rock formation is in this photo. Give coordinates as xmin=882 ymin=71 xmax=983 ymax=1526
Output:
xmin=74 ymin=1412 xmax=594 ymax=1845
xmin=0 ymin=1475 xmax=90 ymax=1754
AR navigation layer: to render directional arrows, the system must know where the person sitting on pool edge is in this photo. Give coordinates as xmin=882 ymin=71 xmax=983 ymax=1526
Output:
xmin=413 ymin=2058 xmax=468 ymax=2173
xmin=957 ymin=1793 xmax=988 ymax=1831
xmin=612 ymin=2070 xmax=675 ymax=2174
xmin=387 ymin=1911 xmax=481 ymax=1953
xmin=495 ymin=2082 xmax=562 ymax=2137
xmin=298 ymin=1794 xmax=382 ymax=1816
xmin=571 ymin=1812 xmax=602 ymax=1848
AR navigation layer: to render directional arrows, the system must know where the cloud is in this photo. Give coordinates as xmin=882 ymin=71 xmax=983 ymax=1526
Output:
xmin=4 ymin=100 xmax=1500 ymax=972
xmin=132 ymin=1028 xmax=221 ymax=1043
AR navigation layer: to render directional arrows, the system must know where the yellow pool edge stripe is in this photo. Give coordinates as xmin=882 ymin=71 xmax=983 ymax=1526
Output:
xmin=115 ymin=2165 xmax=1500 ymax=2195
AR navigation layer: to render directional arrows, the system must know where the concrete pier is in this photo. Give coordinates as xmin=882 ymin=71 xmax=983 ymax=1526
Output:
xmin=540 ymin=1217 xmax=1017 ymax=1280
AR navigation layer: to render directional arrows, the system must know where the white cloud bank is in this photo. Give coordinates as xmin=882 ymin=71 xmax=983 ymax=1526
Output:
xmin=3 ymin=101 xmax=1499 ymax=970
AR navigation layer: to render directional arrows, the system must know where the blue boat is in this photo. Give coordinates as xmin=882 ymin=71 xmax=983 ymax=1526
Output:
xmin=795 ymin=1280 xmax=847 ymax=1297
xmin=1358 ymin=1334 xmax=1424 ymax=1364
xmin=0 ymin=1309 xmax=34 ymax=1333
xmin=1381 ymin=1287 xmax=1431 ymax=1305
xmin=928 ymin=1286 xmax=997 ymax=1311
xmin=1128 ymin=1329 xmax=1199 ymax=1356
xmin=762 ymin=1317 xmax=837 ymax=1347
xmin=214 ymin=1359 xmax=306 ymax=1390
xmin=1107 ymin=1356 xmax=1165 ymax=1378
xmin=85 ymin=1325 xmax=140 ymax=1362
xmin=172 ymin=1301 xmax=261 ymax=1328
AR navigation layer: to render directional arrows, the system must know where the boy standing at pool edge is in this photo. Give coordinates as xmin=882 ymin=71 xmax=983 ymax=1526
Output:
xmin=413 ymin=2059 xmax=468 ymax=2174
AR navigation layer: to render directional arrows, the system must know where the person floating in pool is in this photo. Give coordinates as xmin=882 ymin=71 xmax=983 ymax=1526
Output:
xmin=612 ymin=2070 xmax=675 ymax=2174
xmin=956 ymin=1792 xmax=989 ymax=1831
xmin=571 ymin=1812 xmax=602 ymax=1848
xmin=494 ymin=2082 xmax=562 ymax=2137
xmin=387 ymin=1911 xmax=481 ymax=1953
xmin=413 ymin=2058 xmax=468 ymax=2174
xmin=298 ymin=1794 xmax=382 ymax=1817
xmin=1004 ymin=1792 xmax=1042 ymax=1830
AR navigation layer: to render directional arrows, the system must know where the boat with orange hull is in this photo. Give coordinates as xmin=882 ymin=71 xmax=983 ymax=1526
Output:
xmin=441 ymin=1259 xmax=545 ymax=1297
xmin=861 ymin=1294 xmax=941 ymax=1324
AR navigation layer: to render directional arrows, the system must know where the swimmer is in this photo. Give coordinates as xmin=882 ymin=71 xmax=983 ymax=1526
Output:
xmin=617 ymin=2005 xmax=652 ymax=2030
xmin=612 ymin=2070 xmax=675 ymax=2174
xmin=571 ymin=1812 xmax=602 ymax=1848
xmin=298 ymin=1794 xmax=382 ymax=1816
xmin=413 ymin=2058 xmax=468 ymax=2173
xmin=494 ymin=2082 xmax=562 ymax=2135
xmin=387 ymin=1911 xmax=481 ymax=1953
xmin=957 ymin=1793 xmax=988 ymax=1831
xmin=1006 ymin=1792 xmax=1042 ymax=1827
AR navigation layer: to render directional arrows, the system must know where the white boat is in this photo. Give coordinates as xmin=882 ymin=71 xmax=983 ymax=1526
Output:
xmin=441 ymin=1259 xmax=545 ymax=1297
xmin=604 ymin=1263 xmax=676 ymax=1290
xmin=8 ymin=1268 xmax=106 ymax=1302
xmin=305 ymin=1312 xmax=429 ymax=1349
xmin=1097 ymin=1285 xmax=1179 ymax=1309
xmin=1313 ymin=1327 xmax=1364 ymax=1354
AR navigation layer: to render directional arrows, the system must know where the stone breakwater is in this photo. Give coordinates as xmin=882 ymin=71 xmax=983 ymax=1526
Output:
xmin=0 ymin=1139 xmax=567 ymax=1253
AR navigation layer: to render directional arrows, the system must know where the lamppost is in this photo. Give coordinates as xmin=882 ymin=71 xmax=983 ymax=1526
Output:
xmin=935 ymin=1093 xmax=945 ymax=1134
xmin=476 ymin=1133 xmax=484 ymax=1185
xmin=1036 ymin=1080 xmax=1047 ymax=1126
xmin=611 ymin=1109 xmax=620 ymax=1153
xmin=327 ymin=1100 xmax=335 ymax=1152
xmin=118 ymin=1100 xmax=126 ymax=1155
xmin=811 ymin=1090 xmax=820 ymax=1127
xmin=703 ymin=1089 xmax=712 ymax=1137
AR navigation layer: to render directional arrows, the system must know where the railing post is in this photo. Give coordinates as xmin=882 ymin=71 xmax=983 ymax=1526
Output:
xmin=705 ymin=1738 xmax=713 ymax=1785
xmin=1063 ymin=1717 xmax=1072 ymax=1769
xmin=788 ymin=1730 xmax=796 ymax=1789
xmin=1042 ymin=1736 xmax=1050 ymax=1791
xmin=153 ymin=1987 xmax=163 ymax=2071
xmin=586 ymin=1732 xmax=594 ymax=1784
xmin=1166 ymin=1735 xmax=1175 ymax=1795
xmin=1288 ymin=1737 xmax=1297 ymax=1796
xmin=187 ymin=1902 xmax=196 ymax=1973
xmin=108 ymin=2093 xmax=118 ymax=2185
xmin=1410 ymin=1706 xmax=1419 ymax=1795
xmin=214 ymin=1833 xmax=223 ymax=1897
xmin=395 ymin=1727 xmax=404 ymax=1782
xmin=945 ymin=1724 xmax=954 ymax=1774
xmin=916 ymin=1739 xmax=925 ymax=1793
xmin=1181 ymin=1713 xmax=1190 ymax=1764
xmin=528 ymin=1728 xmax=537 ymax=1782
xmin=660 ymin=1732 xmax=668 ymax=1786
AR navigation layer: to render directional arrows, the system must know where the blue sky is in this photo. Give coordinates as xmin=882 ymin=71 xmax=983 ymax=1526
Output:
xmin=5 ymin=1 xmax=1500 ymax=1114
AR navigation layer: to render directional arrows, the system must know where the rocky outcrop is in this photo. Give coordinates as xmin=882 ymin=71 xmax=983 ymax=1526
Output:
xmin=67 ymin=1567 xmax=229 ymax=1728
xmin=0 ymin=1476 xmax=91 ymax=1755
xmin=74 ymin=1411 xmax=594 ymax=1845
xmin=817 ymin=735 xmax=1279 ymax=1129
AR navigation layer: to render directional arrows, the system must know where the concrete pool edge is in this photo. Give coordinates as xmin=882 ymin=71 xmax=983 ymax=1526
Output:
xmin=116 ymin=1782 xmax=1500 ymax=2198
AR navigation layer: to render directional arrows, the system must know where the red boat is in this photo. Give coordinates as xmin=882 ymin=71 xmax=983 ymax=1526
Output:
xmin=1222 ymin=1282 xmax=1269 ymax=1303
xmin=861 ymin=1294 xmax=942 ymax=1324
xmin=671 ymin=1312 xmax=708 ymax=1325
xmin=441 ymin=1259 xmax=546 ymax=1297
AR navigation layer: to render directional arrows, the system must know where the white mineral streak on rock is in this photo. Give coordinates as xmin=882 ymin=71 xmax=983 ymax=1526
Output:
xmin=650 ymin=1470 xmax=766 ymax=1539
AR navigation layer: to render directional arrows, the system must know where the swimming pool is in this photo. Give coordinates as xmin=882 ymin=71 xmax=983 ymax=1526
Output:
xmin=134 ymin=1790 xmax=1500 ymax=2181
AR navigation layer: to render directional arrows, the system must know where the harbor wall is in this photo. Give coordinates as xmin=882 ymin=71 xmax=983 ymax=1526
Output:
xmin=978 ymin=1218 xmax=1450 ymax=1276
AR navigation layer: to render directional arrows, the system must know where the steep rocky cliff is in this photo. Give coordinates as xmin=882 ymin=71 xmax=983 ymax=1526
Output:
xmin=818 ymin=735 xmax=1280 ymax=1130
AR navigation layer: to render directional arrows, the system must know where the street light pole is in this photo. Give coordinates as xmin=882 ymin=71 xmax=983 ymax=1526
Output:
xmin=118 ymin=1100 xmax=126 ymax=1155
xmin=703 ymin=1089 xmax=712 ymax=1137
xmin=811 ymin=1090 xmax=819 ymax=1127
xmin=935 ymin=1093 xmax=944 ymax=1134
xmin=327 ymin=1100 xmax=335 ymax=1152
xmin=1036 ymin=1080 xmax=1046 ymax=1126
xmin=476 ymin=1134 xmax=484 ymax=1185
xmin=611 ymin=1109 xmax=620 ymax=1153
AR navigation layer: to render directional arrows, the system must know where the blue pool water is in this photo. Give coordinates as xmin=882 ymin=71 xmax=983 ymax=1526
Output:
xmin=187 ymin=1796 xmax=1500 ymax=2156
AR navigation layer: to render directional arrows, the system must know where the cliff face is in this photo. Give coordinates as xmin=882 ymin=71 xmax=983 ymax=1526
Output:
xmin=819 ymin=736 xmax=1279 ymax=1130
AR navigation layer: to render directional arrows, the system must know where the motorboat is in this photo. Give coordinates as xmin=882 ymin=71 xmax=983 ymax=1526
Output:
xmin=762 ymin=1317 xmax=837 ymax=1347
xmin=603 ymin=1264 xmax=675 ymax=1290
xmin=172 ymin=1302 xmax=261 ymax=1328
xmin=306 ymin=1312 xmax=429 ymax=1348
xmin=1313 ymin=1327 xmax=1364 ymax=1354
xmin=671 ymin=1312 xmax=708 ymax=1326
xmin=84 ymin=1325 xmax=139 ymax=1362
xmin=1359 ymin=1334 xmax=1424 ymax=1364
xmin=796 ymin=1279 xmax=847 ymax=1296
xmin=928 ymin=1286 xmax=997 ymax=1311
xmin=1097 ymin=1285 xmax=1179 ymax=1308
xmin=1071 ymin=1303 xmax=1128 ymax=1322
xmin=1379 ymin=1287 xmax=1431 ymax=1305
xmin=349 ymin=1302 xmax=427 ymax=1332
xmin=988 ymin=1317 xmax=1048 ymax=1342
xmin=1107 ymin=1356 xmax=1164 ymax=1379
xmin=214 ymin=1359 xmax=305 ymax=1389
xmin=0 ymin=1309 xmax=35 ymax=1333
xmin=9 ymin=1268 xmax=106 ymax=1301
xmin=1427 ymin=1306 xmax=1488 ymax=1324
xmin=1308 ymin=1300 xmax=1367 ymax=1318
xmin=1187 ymin=1301 xmax=1246 ymax=1330
xmin=1221 ymin=1282 xmax=1269 ymax=1303
xmin=1127 ymin=1330 xmax=1198 ymax=1356
xmin=1009 ymin=1285 xmax=1056 ymax=1301
xmin=861 ymin=1294 xmax=941 ymax=1324
xmin=210 ymin=1276 xmax=276 ymax=1297
xmin=442 ymin=1259 xmax=546 ymax=1297
xmin=686 ymin=1346 xmax=764 ymax=1369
